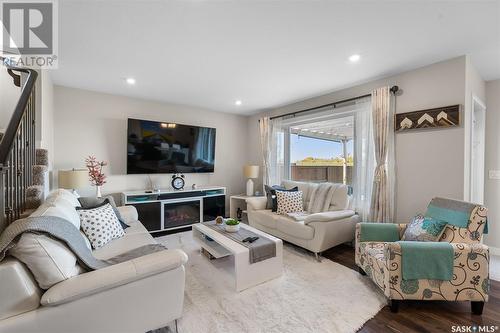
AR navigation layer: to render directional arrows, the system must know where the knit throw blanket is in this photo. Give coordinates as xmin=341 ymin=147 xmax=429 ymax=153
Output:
xmin=307 ymin=183 xmax=337 ymax=214
xmin=0 ymin=216 xmax=167 ymax=270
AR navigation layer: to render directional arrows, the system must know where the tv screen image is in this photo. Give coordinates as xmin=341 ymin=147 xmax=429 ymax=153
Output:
xmin=127 ymin=118 xmax=216 ymax=174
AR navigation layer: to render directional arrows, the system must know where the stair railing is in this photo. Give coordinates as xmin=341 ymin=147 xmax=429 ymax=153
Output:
xmin=0 ymin=58 xmax=38 ymax=233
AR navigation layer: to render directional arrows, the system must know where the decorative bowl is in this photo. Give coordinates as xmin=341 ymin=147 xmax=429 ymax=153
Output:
xmin=224 ymin=224 xmax=240 ymax=233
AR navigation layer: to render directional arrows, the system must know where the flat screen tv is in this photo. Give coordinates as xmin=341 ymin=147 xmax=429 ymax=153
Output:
xmin=127 ymin=118 xmax=216 ymax=174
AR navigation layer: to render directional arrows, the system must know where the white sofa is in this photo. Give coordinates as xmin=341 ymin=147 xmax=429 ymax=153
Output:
xmin=247 ymin=180 xmax=359 ymax=258
xmin=0 ymin=190 xmax=187 ymax=333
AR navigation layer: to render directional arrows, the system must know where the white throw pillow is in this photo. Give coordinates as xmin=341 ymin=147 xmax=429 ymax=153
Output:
xmin=31 ymin=197 xmax=81 ymax=229
xmin=9 ymin=233 xmax=86 ymax=289
xmin=46 ymin=189 xmax=81 ymax=208
xmin=78 ymin=203 xmax=125 ymax=249
xmin=276 ymin=191 xmax=304 ymax=215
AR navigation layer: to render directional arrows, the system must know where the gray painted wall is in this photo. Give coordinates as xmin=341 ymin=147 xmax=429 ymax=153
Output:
xmin=247 ymin=56 xmax=468 ymax=223
xmin=53 ymin=86 xmax=249 ymax=208
xmin=484 ymin=79 xmax=500 ymax=250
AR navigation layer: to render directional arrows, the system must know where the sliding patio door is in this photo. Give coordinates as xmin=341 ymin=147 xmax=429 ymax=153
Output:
xmin=280 ymin=100 xmax=374 ymax=218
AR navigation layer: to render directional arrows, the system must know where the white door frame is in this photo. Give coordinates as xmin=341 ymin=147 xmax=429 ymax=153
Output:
xmin=469 ymin=95 xmax=486 ymax=204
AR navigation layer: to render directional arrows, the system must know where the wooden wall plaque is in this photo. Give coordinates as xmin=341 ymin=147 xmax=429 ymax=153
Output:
xmin=395 ymin=105 xmax=461 ymax=132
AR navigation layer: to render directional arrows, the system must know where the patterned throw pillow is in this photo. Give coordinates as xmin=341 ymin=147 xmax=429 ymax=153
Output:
xmin=276 ymin=191 xmax=304 ymax=215
xmin=402 ymin=214 xmax=448 ymax=242
xmin=78 ymin=196 xmax=130 ymax=229
xmin=77 ymin=202 xmax=125 ymax=249
xmin=265 ymin=185 xmax=299 ymax=212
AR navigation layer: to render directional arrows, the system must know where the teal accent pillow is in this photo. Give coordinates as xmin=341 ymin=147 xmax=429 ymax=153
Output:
xmin=402 ymin=214 xmax=448 ymax=242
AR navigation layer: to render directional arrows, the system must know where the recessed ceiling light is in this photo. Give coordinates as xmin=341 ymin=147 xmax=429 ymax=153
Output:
xmin=348 ymin=54 xmax=361 ymax=63
xmin=235 ymin=100 xmax=242 ymax=106
xmin=126 ymin=77 xmax=136 ymax=85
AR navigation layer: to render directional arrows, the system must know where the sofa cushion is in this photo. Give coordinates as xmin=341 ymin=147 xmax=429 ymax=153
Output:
xmin=123 ymin=220 xmax=150 ymax=235
xmin=282 ymin=180 xmax=311 ymax=208
xmin=328 ymin=184 xmax=349 ymax=211
xmin=31 ymin=197 xmax=81 ymax=229
xmin=8 ymin=233 xmax=86 ymax=289
xmin=92 ymin=227 xmax=156 ymax=260
xmin=0 ymin=258 xmax=41 ymax=320
xmin=46 ymin=189 xmax=81 ymax=208
xmin=281 ymin=180 xmax=349 ymax=211
xmin=275 ymin=215 xmax=314 ymax=240
xmin=249 ymin=210 xmax=279 ymax=229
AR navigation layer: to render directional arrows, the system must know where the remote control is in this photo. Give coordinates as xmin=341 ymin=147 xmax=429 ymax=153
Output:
xmin=248 ymin=236 xmax=259 ymax=243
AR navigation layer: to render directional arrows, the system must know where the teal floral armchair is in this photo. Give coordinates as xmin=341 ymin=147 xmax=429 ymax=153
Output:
xmin=355 ymin=198 xmax=489 ymax=314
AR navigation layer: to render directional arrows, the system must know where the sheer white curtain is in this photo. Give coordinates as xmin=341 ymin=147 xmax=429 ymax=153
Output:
xmin=352 ymin=100 xmax=375 ymax=221
xmin=259 ymin=116 xmax=285 ymax=187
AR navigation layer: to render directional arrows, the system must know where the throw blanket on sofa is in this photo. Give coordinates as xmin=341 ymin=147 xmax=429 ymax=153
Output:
xmin=398 ymin=241 xmax=454 ymax=281
xmin=426 ymin=197 xmax=488 ymax=234
xmin=0 ymin=216 xmax=167 ymax=270
xmin=307 ymin=183 xmax=337 ymax=214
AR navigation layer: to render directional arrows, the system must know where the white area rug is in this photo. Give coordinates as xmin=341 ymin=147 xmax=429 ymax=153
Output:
xmin=156 ymin=231 xmax=387 ymax=333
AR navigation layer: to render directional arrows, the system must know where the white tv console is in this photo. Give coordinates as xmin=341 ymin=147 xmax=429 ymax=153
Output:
xmin=121 ymin=186 xmax=226 ymax=233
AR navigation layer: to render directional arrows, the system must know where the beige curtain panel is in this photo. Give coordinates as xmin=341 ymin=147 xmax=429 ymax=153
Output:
xmin=369 ymin=86 xmax=395 ymax=223
xmin=259 ymin=117 xmax=271 ymax=188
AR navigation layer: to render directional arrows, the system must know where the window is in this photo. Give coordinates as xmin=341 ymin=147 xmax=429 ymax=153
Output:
xmin=288 ymin=116 xmax=354 ymax=184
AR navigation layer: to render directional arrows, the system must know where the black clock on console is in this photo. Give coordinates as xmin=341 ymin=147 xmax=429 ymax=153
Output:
xmin=171 ymin=174 xmax=185 ymax=190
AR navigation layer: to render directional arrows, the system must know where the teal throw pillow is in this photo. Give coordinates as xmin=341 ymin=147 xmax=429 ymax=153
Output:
xmin=403 ymin=214 xmax=448 ymax=242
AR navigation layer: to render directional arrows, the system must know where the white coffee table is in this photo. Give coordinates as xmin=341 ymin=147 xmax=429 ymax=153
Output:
xmin=192 ymin=222 xmax=283 ymax=292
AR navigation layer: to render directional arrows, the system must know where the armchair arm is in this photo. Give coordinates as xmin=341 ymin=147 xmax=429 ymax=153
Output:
xmin=116 ymin=205 xmax=139 ymax=223
xmin=304 ymin=210 xmax=355 ymax=224
xmin=246 ymin=197 xmax=268 ymax=212
xmin=384 ymin=242 xmax=490 ymax=301
xmin=41 ymin=249 xmax=188 ymax=306
xmin=355 ymin=222 xmax=404 ymax=243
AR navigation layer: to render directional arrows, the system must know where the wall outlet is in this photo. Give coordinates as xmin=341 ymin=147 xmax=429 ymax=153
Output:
xmin=489 ymin=170 xmax=500 ymax=180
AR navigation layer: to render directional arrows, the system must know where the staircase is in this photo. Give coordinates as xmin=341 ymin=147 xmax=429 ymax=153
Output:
xmin=0 ymin=58 xmax=38 ymax=233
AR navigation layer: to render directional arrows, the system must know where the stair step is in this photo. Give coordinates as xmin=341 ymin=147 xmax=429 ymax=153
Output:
xmin=35 ymin=149 xmax=48 ymax=166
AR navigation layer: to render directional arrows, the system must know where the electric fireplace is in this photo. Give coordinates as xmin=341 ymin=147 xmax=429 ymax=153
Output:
xmin=163 ymin=199 xmax=201 ymax=229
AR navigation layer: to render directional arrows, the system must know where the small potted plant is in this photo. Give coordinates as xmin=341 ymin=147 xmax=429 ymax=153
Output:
xmin=224 ymin=218 xmax=240 ymax=233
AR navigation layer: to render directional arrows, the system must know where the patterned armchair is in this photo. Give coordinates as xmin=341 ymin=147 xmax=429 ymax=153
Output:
xmin=355 ymin=198 xmax=489 ymax=314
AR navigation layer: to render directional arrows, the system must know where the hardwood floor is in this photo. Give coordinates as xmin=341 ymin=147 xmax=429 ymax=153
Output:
xmin=322 ymin=244 xmax=500 ymax=333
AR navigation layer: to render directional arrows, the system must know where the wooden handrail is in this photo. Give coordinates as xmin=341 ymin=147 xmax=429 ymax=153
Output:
xmin=0 ymin=59 xmax=38 ymax=232
xmin=0 ymin=61 xmax=38 ymax=165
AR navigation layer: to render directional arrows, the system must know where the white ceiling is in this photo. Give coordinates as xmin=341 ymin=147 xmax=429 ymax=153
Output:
xmin=51 ymin=0 xmax=500 ymax=115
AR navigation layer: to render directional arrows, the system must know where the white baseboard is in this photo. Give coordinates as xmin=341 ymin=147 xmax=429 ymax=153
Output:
xmin=489 ymin=246 xmax=500 ymax=256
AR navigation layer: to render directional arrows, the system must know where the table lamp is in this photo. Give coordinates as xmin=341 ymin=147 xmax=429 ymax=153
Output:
xmin=58 ymin=169 xmax=88 ymax=197
xmin=244 ymin=165 xmax=259 ymax=196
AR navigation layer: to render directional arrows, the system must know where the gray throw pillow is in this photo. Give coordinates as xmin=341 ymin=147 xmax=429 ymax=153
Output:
xmin=78 ymin=196 xmax=130 ymax=229
xmin=264 ymin=185 xmax=298 ymax=212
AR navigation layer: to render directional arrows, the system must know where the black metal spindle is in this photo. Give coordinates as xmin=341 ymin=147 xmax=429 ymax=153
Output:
xmin=0 ymin=62 xmax=37 ymax=231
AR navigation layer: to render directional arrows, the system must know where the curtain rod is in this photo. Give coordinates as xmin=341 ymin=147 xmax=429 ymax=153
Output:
xmin=267 ymin=85 xmax=399 ymax=121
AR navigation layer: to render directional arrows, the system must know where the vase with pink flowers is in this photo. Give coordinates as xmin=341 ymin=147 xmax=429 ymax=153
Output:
xmin=85 ymin=156 xmax=107 ymax=198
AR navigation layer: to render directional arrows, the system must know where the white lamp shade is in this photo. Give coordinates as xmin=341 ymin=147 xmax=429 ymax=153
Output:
xmin=58 ymin=169 xmax=88 ymax=189
xmin=243 ymin=165 xmax=259 ymax=179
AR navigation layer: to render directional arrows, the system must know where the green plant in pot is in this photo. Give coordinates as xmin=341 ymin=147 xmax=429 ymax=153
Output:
xmin=224 ymin=218 xmax=240 ymax=233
